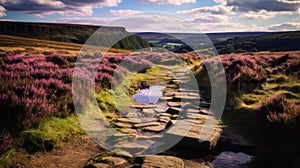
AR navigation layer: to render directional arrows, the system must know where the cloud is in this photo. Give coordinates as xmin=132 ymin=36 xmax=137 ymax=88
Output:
xmin=0 ymin=0 xmax=122 ymax=16
xmin=110 ymin=9 xmax=142 ymax=16
xmin=0 ymin=5 xmax=6 ymax=17
xmin=187 ymin=14 xmax=229 ymax=23
xmin=56 ymin=17 xmax=115 ymax=26
xmin=268 ymin=22 xmax=300 ymax=30
xmin=242 ymin=10 xmax=294 ymax=20
xmin=240 ymin=10 xmax=278 ymax=20
xmin=56 ymin=14 xmax=201 ymax=32
xmin=216 ymin=0 xmax=300 ymax=12
xmin=139 ymin=0 xmax=196 ymax=5
xmin=177 ymin=5 xmax=236 ymax=15
xmin=55 ymin=14 xmax=266 ymax=33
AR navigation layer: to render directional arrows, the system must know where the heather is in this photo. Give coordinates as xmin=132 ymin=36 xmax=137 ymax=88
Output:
xmin=194 ymin=51 xmax=300 ymax=167
xmin=0 ymin=50 xmax=198 ymax=156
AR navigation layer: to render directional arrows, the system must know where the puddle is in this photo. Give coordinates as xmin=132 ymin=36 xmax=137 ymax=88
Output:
xmin=133 ymin=85 xmax=165 ymax=104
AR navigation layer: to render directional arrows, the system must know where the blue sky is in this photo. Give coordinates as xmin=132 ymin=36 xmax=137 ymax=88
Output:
xmin=0 ymin=0 xmax=299 ymax=33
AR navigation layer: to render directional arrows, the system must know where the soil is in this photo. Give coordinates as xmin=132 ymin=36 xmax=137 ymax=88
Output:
xmin=11 ymin=135 xmax=102 ymax=168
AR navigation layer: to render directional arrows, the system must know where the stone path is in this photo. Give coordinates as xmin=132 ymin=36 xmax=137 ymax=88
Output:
xmin=109 ymin=68 xmax=222 ymax=157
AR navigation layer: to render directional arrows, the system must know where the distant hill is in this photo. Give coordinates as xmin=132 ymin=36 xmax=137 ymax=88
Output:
xmin=0 ymin=21 xmax=153 ymax=50
xmin=136 ymin=32 xmax=270 ymax=53
xmin=215 ymin=31 xmax=300 ymax=54
xmin=136 ymin=32 xmax=269 ymax=44
xmin=136 ymin=31 xmax=300 ymax=54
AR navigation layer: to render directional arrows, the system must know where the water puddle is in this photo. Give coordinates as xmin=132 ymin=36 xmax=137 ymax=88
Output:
xmin=132 ymin=85 xmax=165 ymax=104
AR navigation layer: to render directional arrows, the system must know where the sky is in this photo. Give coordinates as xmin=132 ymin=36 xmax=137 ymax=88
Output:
xmin=0 ymin=0 xmax=299 ymax=33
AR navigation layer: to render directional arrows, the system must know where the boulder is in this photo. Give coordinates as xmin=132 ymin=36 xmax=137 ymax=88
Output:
xmin=142 ymin=155 xmax=184 ymax=168
xmin=211 ymin=151 xmax=253 ymax=168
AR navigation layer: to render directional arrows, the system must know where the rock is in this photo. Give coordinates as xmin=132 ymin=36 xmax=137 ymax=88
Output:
xmin=164 ymin=92 xmax=175 ymax=97
xmin=93 ymin=163 xmax=109 ymax=168
xmin=131 ymin=104 xmax=157 ymax=109
xmin=160 ymin=96 xmax=174 ymax=101
xmin=186 ymin=113 xmax=207 ymax=120
xmin=159 ymin=116 xmax=171 ymax=123
xmin=178 ymin=88 xmax=199 ymax=92
xmin=142 ymin=109 xmax=156 ymax=116
xmin=117 ymin=118 xmax=142 ymax=124
xmin=143 ymin=125 xmax=166 ymax=132
xmin=153 ymin=108 xmax=167 ymax=113
xmin=142 ymin=155 xmax=184 ymax=168
xmin=117 ymin=118 xmax=157 ymax=124
xmin=126 ymin=111 xmax=141 ymax=118
xmin=134 ymin=122 xmax=161 ymax=128
xmin=114 ymin=122 xmax=133 ymax=128
xmin=167 ymin=102 xmax=181 ymax=107
xmin=115 ymin=142 xmax=147 ymax=155
xmin=171 ymin=114 xmax=179 ymax=120
xmin=211 ymin=151 xmax=253 ymax=168
xmin=102 ymin=156 xmax=127 ymax=166
xmin=119 ymin=128 xmax=137 ymax=135
xmin=174 ymin=95 xmax=200 ymax=101
xmin=159 ymin=113 xmax=173 ymax=117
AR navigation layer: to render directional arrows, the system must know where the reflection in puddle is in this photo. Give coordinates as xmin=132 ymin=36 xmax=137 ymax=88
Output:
xmin=133 ymin=85 xmax=165 ymax=104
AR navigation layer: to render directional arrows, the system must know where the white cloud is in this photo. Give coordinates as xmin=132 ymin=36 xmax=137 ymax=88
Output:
xmin=110 ymin=9 xmax=142 ymax=16
xmin=177 ymin=5 xmax=236 ymax=15
xmin=139 ymin=0 xmax=196 ymax=5
xmin=240 ymin=10 xmax=277 ymax=20
xmin=187 ymin=14 xmax=229 ymax=23
xmin=268 ymin=22 xmax=300 ymax=30
xmin=56 ymin=17 xmax=115 ymax=26
xmin=0 ymin=0 xmax=122 ymax=16
xmin=55 ymin=14 xmax=268 ymax=33
xmin=216 ymin=0 xmax=300 ymax=12
xmin=240 ymin=10 xmax=294 ymax=20
xmin=0 ymin=5 xmax=6 ymax=17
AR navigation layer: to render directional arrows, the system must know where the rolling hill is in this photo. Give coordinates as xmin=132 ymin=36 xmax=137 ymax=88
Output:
xmin=215 ymin=31 xmax=300 ymax=54
xmin=0 ymin=21 xmax=153 ymax=50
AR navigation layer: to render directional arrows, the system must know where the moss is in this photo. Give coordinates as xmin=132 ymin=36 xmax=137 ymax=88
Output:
xmin=19 ymin=115 xmax=85 ymax=153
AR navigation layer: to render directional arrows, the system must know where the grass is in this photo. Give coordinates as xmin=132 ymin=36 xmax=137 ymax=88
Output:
xmin=0 ymin=115 xmax=85 ymax=166
xmin=20 ymin=114 xmax=85 ymax=152
xmin=240 ymin=74 xmax=300 ymax=109
xmin=0 ymin=34 xmax=130 ymax=56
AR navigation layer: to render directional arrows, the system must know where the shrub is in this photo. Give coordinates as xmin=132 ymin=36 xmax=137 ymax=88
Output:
xmin=255 ymin=95 xmax=300 ymax=167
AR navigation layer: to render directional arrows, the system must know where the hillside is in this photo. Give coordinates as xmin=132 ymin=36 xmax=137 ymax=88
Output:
xmin=215 ymin=31 xmax=300 ymax=54
xmin=0 ymin=21 xmax=153 ymax=50
xmin=136 ymin=32 xmax=270 ymax=53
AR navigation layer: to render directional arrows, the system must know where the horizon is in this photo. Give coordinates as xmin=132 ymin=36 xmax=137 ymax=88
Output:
xmin=1 ymin=20 xmax=298 ymax=34
xmin=0 ymin=0 xmax=299 ymax=33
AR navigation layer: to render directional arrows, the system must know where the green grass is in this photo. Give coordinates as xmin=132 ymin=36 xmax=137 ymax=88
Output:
xmin=240 ymin=74 xmax=300 ymax=108
xmin=0 ymin=115 xmax=85 ymax=166
xmin=20 ymin=115 xmax=85 ymax=152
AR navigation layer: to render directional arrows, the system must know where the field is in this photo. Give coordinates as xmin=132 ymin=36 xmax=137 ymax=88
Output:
xmin=0 ymin=30 xmax=300 ymax=167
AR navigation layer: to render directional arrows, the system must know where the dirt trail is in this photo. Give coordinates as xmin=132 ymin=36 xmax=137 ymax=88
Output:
xmin=12 ymin=135 xmax=102 ymax=168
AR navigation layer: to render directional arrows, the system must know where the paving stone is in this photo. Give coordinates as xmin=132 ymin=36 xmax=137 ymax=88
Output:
xmin=142 ymin=155 xmax=184 ymax=168
xmin=167 ymin=102 xmax=182 ymax=107
xmin=134 ymin=122 xmax=161 ymax=128
xmin=143 ymin=125 xmax=166 ymax=132
xmin=114 ymin=122 xmax=133 ymax=128
xmin=119 ymin=128 xmax=137 ymax=135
